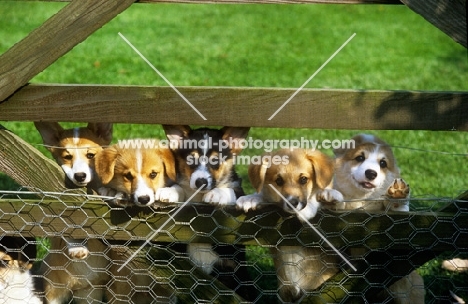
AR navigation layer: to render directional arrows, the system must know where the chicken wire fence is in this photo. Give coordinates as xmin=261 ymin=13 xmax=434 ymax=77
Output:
xmin=0 ymin=188 xmax=467 ymax=303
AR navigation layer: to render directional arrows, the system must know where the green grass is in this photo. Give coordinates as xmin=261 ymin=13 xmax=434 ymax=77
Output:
xmin=1 ymin=1 xmax=467 ymax=303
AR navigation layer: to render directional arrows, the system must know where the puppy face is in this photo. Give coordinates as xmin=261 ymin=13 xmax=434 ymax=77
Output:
xmin=162 ymin=125 xmax=250 ymax=192
xmin=34 ymin=122 xmax=113 ymax=187
xmin=95 ymin=144 xmax=176 ymax=206
xmin=249 ymin=149 xmax=334 ymax=213
xmin=334 ymin=134 xmax=399 ymax=197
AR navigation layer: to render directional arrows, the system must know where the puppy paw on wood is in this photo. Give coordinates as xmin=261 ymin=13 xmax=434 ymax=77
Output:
xmin=203 ymin=188 xmax=237 ymax=205
xmin=316 ymin=189 xmax=344 ymax=210
xmin=98 ymin=187 xmax=131 ymax=207
xmin=155 ymin=185 xmax=185 ymax=203
xmin=236 ymin=193 xmax=263 ymax=212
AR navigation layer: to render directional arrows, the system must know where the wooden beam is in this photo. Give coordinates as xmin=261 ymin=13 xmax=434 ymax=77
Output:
xmin=0 ymin=126 xmax=81 ymax=200
xmin=0 ymin=198 xmax=466 ymax=251
xmin=1 ymin=84 xmax=467 ymax=131
xmin=400 ymin=0 xmax=467 ymax=48
xmin=0 ymin=0 xmax=136 ymax=102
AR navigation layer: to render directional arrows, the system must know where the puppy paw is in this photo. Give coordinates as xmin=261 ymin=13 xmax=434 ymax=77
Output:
xmin=296 ymin=198 xmax=320 ymax=221
xmin=317 ymin=189 xmax=344 ymax=210
xmin=98 ymin=187 xmax=130 ymax=207
xmin=236 ymin=194 xmax=263 ymax=212
xmin=68 ymin=246 xmax=89 ymax=260
xmin=155 ymin=187 xmax=183 ymax=203
xmin=387 ymin=178 xmax=410 ymax=199
xmin=386 ymin=178 xmax=410 ymax=211
xmin=203 ymin=188 xmax=237 ymax=206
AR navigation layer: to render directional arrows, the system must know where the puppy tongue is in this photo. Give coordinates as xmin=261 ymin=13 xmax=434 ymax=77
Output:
xmin=360 ymin=182 xmax=375 ymax=189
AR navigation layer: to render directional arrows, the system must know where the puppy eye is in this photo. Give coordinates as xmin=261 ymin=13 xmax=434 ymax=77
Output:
xmin=63 ymin=154 xmax=73 ymax=160
xmin=275 ymin=177 xmax=284 ymax=187
xmin=149 ymin=172 xmax=157 ymax=179
xmin=299 ymin=176 xmax=308 ymax=185
xmin=210 ymin=159 xmax=220 ymax=170
xmin=355 ymin=154 xmax=365 ymax=162
xmin=86 ymin=153 xmax=95 ymax=159
xmin=124 ymin=172 xmax=133 ymax=181
xmin=380 ymin=160 xmax=387 ymax=168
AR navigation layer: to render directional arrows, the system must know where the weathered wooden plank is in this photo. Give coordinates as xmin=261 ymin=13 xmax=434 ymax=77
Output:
xmin=0 ymin=0 xmax=136 ymax=102
xmin=401 ymin=0 xmax=467 ymax=48
xmin=0 ymin=198 xmax=466 ymax=252
xmin=0 ymin=126 xmax=83 ymax=201
xmin=1 ymin=84 xmax=467 ymax=131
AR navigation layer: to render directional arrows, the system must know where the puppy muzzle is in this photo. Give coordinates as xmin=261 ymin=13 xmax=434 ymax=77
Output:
xmin=283 ymin=197 xmax=306 ymax=213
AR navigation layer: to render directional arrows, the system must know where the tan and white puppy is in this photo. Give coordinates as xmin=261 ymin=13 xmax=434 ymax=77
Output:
xmin=35 ymin=122 xmax=113 ymax=303
xmin=324 ymin=134 xmax=424 ymax=304
xmin=237 ymin=148 xmax=339 ymax=302
xmin=95 ymin=142 xmax=177 ymax=207
xmin=34 ymin=122 xmax=113 ymax=189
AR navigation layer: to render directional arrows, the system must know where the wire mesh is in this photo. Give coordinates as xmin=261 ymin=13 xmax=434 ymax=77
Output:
xmin=0 ymin=188 xmax=467 ymax=303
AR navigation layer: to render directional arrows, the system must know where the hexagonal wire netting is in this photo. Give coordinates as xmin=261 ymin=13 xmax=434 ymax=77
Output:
xmin=0 ymin=188 xmax=467 ymax=303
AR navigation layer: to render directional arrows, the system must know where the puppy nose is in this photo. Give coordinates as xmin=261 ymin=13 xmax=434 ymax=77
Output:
xmin=195 ymin=178 xmax=208 ymax=189
xmin=137 ymin=195 xmax=151 ymax=205
xmin=288 ymin=198 xmax=300 ymax=209
xmin=74 ymin=172 xmax=87 ymax=182
xmin=365 ymin=169 xmax=377 ymax=180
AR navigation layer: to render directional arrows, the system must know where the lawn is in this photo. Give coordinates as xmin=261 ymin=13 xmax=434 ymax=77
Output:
xmin=0 ymin=1 xmax=467 ymax=302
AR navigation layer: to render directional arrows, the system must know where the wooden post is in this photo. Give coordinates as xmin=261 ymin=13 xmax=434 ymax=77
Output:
xmin=0 ymin=0 xmax=136 ymax=102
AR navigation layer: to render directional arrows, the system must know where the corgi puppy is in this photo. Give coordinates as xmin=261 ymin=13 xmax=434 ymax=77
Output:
xmin=331 ymin=133 xmax=410 ymax=211
xmin=159 ymin=125 xmax=249 ymax=205
xmin=0 ymin=237 xmax=41 ymax=304
xmin=161 ymin=125 xmax=255 ymax=301
xmin=95 ymin=142 xmax=177 ymax=207
xmin=34 ymin=122 xmax=113 ymax=303
xmin=323 ymin=134 xmax=424 ymax=303
xmin=34 ymin=122 xmax=113 ymax=189
xmin=237 ymin=148 xmax=339 ymax=302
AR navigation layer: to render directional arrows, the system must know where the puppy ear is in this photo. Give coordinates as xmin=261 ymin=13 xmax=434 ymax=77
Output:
xmin=221 ymin=127 xmax=250 ymax=154
xmin=94 ymin=146 xmax=119 ymax=185
xmin=248 ymin=154 xmax=269 ymax=193
xmin=159 ymin=147 xmax=177 ymax=183
xmin=162 ymin=125 xmax=191 ymax=149
xmin=306 ymin=150 xmax=335 ymax=189
xmin=87 ymin=123 xmax=113 ymax=145
xmin=34 ymin=122 xmax=64 ymax=149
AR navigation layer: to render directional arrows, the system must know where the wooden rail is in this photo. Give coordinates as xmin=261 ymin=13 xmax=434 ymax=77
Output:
xmin=1 ymin=84 xmax=467 ymax=130
xmin=0 ymin=198 xmax=465 ymax=252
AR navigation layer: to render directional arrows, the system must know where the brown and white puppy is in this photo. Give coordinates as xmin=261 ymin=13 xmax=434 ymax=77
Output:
xmin=34 ymin=122 xmax=113 ymax=190
xmin=86 ymin=142 xmax=179 ymax=303
xmin=237 ymin=148 xmax=339 ymax=302
xmin=34 ymin=122 xmax=113 ymax=303
xmin=331 ymin=133 xmax=410 ymax=211
xmin=324 ymin=134 xmax=424 ymax=304
xmin=160 ymin=125 xmax=255 ymax=301
xmin=0 ymin=237 xmax=41 ymax=304
xmin=95 ymin=142 xmax=177 ymax=207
